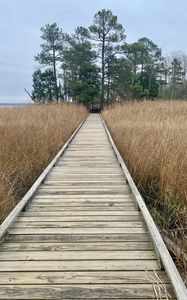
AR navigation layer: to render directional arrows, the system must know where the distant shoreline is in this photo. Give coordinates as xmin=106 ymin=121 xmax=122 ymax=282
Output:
xmin=0 ymin=103 xmax=31 ymax=108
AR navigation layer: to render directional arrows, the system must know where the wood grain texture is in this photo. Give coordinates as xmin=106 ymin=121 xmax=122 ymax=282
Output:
xmin=0 ymin=241 xmax=153 ymax=251
xmin=0 ymin=260 xmax=161 ymax=271
xmin=0 ymin=270 xmax=168 ymax=284
xmin=0 ymin=284 xmax=175 ymax=299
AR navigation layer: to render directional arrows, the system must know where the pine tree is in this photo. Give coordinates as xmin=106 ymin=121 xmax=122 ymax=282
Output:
xmin=62 ymin=27 xmax=100 ymax=104
xmin=35 ymin=23 xmax=64 ymax=101
xmin=89 ymin=9 xmax=125 ymax=108
xmin=170 ymin=58 xmax=184 ymax=99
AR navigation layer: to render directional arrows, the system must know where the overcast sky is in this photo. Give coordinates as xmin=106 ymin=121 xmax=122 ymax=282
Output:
xmin=0 ymin=0 xmax=187 ymax=103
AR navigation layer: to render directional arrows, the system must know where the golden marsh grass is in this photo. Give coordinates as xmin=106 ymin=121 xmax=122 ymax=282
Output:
xmin=103 ymin=100 xmax=187 ymax=279
xmin=0 ymin=103 xmax=87 ymax=222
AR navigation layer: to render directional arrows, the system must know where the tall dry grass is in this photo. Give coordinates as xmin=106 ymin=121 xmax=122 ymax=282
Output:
xmin=103 ymin=101 xmax=187 ymax=279
xmin=0 ymin=103 xmax=87 ymax=223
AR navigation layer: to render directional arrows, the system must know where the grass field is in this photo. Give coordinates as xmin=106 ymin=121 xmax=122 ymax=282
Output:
xmin=0 ymin=103 xmax=87 ymax=223
xmin=103 ymin=101 xmax=187 ymax=279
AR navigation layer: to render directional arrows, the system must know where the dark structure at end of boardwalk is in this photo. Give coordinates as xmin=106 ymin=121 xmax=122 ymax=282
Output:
xmin=89 ymin=101 xmax=101 ymax=113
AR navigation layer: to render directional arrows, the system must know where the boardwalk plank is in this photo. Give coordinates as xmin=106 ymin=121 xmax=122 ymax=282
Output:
xmin=0 ymin=250 xmax=156 ymax=260
xmin=8 ymin=227 xmax=148 ymax=234
xmin=0 ymin=241 xmax=153 ymax=251
xmin=16 ymin=215 xmax=144 ymax=221
xmin=7 ymin=233 xmax=150 ymax=242
xmin=0 ymin=284 xmax=175 ymax=299
xmin=0 ymin=271 xmax=168 ymax=284
xmin=11 ymin=221 xmax=145 ymax=228
xmin=0 ymin=260 xmax=160 ymax=272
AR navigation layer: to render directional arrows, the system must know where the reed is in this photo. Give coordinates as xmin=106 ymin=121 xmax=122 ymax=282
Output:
xmin=0 ymin=103 xmax=87 ymax=222
xmin=103 ymin=100 xmax=187 ymax=281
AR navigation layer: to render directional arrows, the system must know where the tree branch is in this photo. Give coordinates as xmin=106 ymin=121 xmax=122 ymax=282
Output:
xmin=24 ymin=88 xmax=33 ymax=101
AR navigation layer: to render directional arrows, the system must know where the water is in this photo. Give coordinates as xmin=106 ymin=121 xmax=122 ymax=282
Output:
xmin=0 ymin=102 xmax=31 ymax=108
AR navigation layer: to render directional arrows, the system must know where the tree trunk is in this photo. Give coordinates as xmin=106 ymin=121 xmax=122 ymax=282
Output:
xmin=148 ymin=71 xmax=152 ymax=98
xmin=106 ymin=73 xmax=110 ymax=104
xmin=53 ymin=50 xmax=59 ymax=101
xmin=170 ymin=86 xmax=174 ymax=100
xmin=100 ymin=37 xmax=105 ymax=110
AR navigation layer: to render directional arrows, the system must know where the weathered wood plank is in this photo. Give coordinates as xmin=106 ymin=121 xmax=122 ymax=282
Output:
xmin=6 ymin=233 xmax=151 ymax=243
xmin=0 ymin=241 xmax=153 ymax=251
xmin=46 ymin=177 xmax=125 ymax=181
xmin=38 ymin=185 xmax=128 ymax=189
xmin=20 ymin=210 xmax=140 ymax=216
xmin=31 ymin=199 xmax=134 ymax=204
xmin=8 ymin=227 xmax=148 ymax=235
xmin=43 ymin=181 xmax=125 ymax=185
xmin=16 ymin=215 xmax=143 ymax=222
xmin=29 ymin=200 xmax=134 ymax=206
xmin=11 ymin=221 xmax=145 ymax=228
xmin=0 ymin=271 xmax=168 ymax=284
xmin=0 ymin=250 xmax=156 ymax=261
xmin=33 ymin=194 xmax=131 ymax=199
xmin=0 ymin=259 xmax=160 ymax=271
xmin=27 ymin=206 xmax=136 ymax=211
xmin=0 ymin=284 xmax=175 ymax=299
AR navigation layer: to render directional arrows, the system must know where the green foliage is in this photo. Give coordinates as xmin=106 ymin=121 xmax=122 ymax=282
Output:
xmin=32 ymin=10 xmax=187 ymax=103
xmin=89 ymin=9 xmax=125 ymax=43
xmin=32 ymin=69 xmax=63 ymax=102
xmin=170 ymin=58 xmax=184 ymax=85
xmin=62 ymin=26 xmax=100 ymax=103
xmin=34 ymin=23 xmax=64 ymax=101
xmin=131 ymin=83 xmax=144 ymax=99
xmin=35 ymin=23 xmax=64 ymax=65
xmin=89 ymin=9 xmax=125 ymax=106
xmin=152 ymin=208 xmax=163 ymax=226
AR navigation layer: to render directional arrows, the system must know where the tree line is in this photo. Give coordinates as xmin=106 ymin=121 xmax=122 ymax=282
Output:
xmin=31 ymin=9 xmax=187 ymax=105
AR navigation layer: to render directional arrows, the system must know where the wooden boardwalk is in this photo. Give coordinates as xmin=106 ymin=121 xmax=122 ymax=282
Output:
xmin=0 ymin=114 xmax=182 ymax=299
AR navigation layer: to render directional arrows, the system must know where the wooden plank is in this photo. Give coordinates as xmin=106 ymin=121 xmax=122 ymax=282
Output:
xmin=27 ymin=206 xmax=136 ymax=211
xmin=8 ymin=227 xmax=148 ymax=235
xmin=0 ymin=270 xmax=168 ymax=284
xmin=0 ymin=250 xmax=156 ymax=260
xmin=38 ymin=185 xmax=128 ymax=189
xmin=31 ymin=199 xmax=133 ymax=203
xmin=0 ymin=241 xmax=153 ymax=251
xmin=7 ymin=233 xmax=150 ymax=242
xmin=43 ymin=181 xmax=125 ymax=185
xmin=16 ymin=215 xmax=143 ymax=222
xmin=20 ymin=210 xmax=140 ymax=216
xmin=35 ymin=191 xmax=131 ymax=196
xmin=46 ymin=176 xmax=125 ymax=180
xmin=33 ymin=195 xmax=131 ymax=199
xmin=27 ymin=203 xmax=135 ymax=208
xmin=11 ymin=221 xmax=145 ymax=228
xmin=48 ymin=172 xmax=123 ymax=175
xmin=0 ymin=284 xmax=175 ymax=299
xmin=0 ymin=259 xmax=160 ymax=271
xmin=36 ymin=189 xmax=129 ymax=194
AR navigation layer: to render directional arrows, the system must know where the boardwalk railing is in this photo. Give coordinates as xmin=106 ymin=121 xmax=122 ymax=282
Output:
xmin=101 ymin=115 xmax=187 ymax=300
